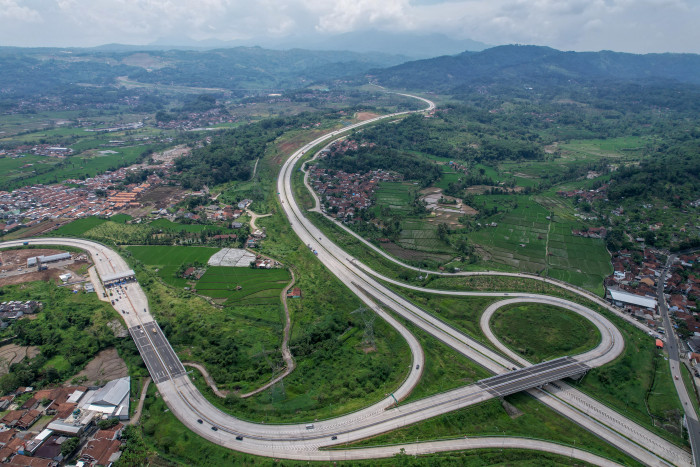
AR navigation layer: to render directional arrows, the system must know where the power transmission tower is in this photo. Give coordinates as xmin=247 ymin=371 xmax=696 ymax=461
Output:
xmin=352 ymin=307 xmax=376 ymax=348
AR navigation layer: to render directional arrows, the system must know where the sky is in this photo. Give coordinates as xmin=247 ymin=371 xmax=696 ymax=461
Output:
xmin=0 ymin=0 xmax=698 ymax=54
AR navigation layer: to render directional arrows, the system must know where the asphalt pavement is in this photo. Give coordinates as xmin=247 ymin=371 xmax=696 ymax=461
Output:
xmin=659 ymin=254 xmax=700 ymax=466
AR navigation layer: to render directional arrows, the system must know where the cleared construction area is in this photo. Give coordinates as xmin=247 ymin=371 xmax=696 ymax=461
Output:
xmin=207 ymin=248 xmax=256 ymax=267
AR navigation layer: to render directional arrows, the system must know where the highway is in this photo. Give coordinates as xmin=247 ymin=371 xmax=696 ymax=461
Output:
xmin=274 ymin=95 xmax=692 ymax=465
xmin=0 ymin=95 xmax=692 ymax=465
xmin=658 ymin=254 xmax=700 ymax=466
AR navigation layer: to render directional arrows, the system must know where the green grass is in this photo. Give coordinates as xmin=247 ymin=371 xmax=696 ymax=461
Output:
xmin=398 ymin=318 xmax=490 ymax=404
xmin=196 ymin=266 xmax=290 ymax=306
xmin=681 ymin=364 xmax=700 ymax=420
xmin=136 ymin=383 xmax=606 ymax=466
xmin=490 ymin=303 xmax=601 ymax=363
xmin=110 ymin=214 xmax=133 ymax=224
xmin=350 ymin=392 xmax=640 ymax=466
xmin=432 ymin=165 xmax=462 ymax=190
xmin=48 ymin=216 xmax=108 ymax=236
xmin=42 ymin=355 xmax=71 ymax=373
xmin=51 ymin=217 xmax=237 ymax=246
xmin=393 ymin=276 xmax=687 ymax=445
xmin=560 ymin=136 xmax=649 ymax=158
xmin=127 ymin=245 xmax=219 ymax=287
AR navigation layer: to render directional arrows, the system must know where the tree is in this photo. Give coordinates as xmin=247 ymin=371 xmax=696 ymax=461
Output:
xmin=437 ymin=223 xmax=449 ymax=241
xmin=61 ymin=437 xmax=80 ymax=457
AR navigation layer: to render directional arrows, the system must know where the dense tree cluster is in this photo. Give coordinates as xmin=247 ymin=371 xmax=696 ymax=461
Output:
xmin=317 ymin=145 xmax=441 ymax=187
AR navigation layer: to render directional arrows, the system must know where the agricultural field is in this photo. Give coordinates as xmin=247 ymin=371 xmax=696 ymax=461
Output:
xmin=0 ymin=144 xmax=158 ymax=190
xmin=432 ymin=164 xmax=462 ymax=190
xmin=372 ymin=182 xmax=455 ymax=263
xmin=49 ymin=216 xmax=238 ymax=246
xmin=127 ymin=245 xmax=219 ymax=287
xmin=373 ymin=181 xmax=415 ymax=214
xmin=468 ymin=195 xmax=611 ymax=294
xmin=49 ymin=216 xmax=109 ymax=236
xmin=195 ymin=266 xmax=290 ymax=306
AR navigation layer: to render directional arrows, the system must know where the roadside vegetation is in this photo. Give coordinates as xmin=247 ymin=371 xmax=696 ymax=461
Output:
xmin=0 ymin=281 xmax=132 ymax=394
xmin=122 ymin=382 xmax=605 ymax=466
xmin=349 ymin=391 xmax=641 ymax=466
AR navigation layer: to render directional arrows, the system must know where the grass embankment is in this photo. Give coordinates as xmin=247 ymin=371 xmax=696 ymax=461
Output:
xmin=403 ymin=276 xmax=686 ymax=446
xmin=490 ymin=303 xmax=601 ymax=363
xmin=125 ymin=382 xmax=604 ymax=467
xmin=348 ymin=391 xmax=641 ymax=466
xmin=681 ymin=364 xmax=700 ymax=421
xmin=397 ymin=318 xmax=490 ymax=404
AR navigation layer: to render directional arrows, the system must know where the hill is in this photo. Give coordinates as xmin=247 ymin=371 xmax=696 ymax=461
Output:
xmin=368 ymin=45 xmax=700 ymax=91
xmin=0 ymin=46 xmax=409 ymax=98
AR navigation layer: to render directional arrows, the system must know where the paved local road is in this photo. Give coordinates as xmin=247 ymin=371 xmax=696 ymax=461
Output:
xmin=659 ymin=254 xmax=700 ymax=466
xmin=0 ymin=95 xmax=692 ymax=466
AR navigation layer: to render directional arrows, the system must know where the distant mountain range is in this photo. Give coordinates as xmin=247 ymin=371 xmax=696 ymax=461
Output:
xmin=148 ymin=30 xmax=490 ymax=59
xmin=368 ymin=45 xmax=700 ymax=91
xmin=0 ymin=46 xmax=410 ymax=96
xmin=3 ymin=43 xmax=700 ymax=99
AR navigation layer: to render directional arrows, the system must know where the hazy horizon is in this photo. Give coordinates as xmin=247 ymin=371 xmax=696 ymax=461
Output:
xmin=1 ymin=0 xmax=698 ymax=55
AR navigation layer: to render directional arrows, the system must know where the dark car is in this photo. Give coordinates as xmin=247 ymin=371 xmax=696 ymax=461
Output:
xmin=211 ymin=426 xmax=218 ymax=431
xmin=331 ymin=436 xmax=338 ymax=440
xmin=235 ymin=436 xmax=243 ymax=441
xmin=197 ymin=419 xmax=203 ymax=424
xmin=415 ymin=365 xmax=420 ymax=370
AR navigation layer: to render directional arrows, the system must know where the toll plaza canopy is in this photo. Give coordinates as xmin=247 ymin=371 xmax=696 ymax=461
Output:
xmin=102 ymin=270 xmax=136 ymax=285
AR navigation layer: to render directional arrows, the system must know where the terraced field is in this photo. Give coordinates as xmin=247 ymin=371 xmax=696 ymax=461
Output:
xmin=469 ymin=196 xmax=611 ymax=294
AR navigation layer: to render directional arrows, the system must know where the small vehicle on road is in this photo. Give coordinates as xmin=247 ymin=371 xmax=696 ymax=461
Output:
xmin=211 ymin=426 xmax=218 ymax=431
xmin=235 ymin=436 xmax=243 ymax=440
xmin=197 ymin=419 xmax=203 ymax=424
xmin=331 ymin=436 xmax=337 ymax=440
xmin=415 ymin=365 xmax=420 ymax=370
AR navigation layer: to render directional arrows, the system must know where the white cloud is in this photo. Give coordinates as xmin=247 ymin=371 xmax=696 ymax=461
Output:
xmin=0 ymin=0 xmax=697 ymax=53
xmin=307 ymin=0 xmax=410 ymax=33
xmin=0 ymin=0 xmax=42 ymax=22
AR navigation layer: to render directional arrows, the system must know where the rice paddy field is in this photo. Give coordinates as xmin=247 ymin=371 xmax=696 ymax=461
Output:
xmin=0 ymin=144 xmax=156 ymax=190
xmin=373 ymin=182 xmax=455 ymax=256
xmin=195 ymin=266 xmax=290 ymax=306
xmin=127 ymin=245 xmax=219 ymax=287
xmin=469 ymin=195 xmax=611 ymax=294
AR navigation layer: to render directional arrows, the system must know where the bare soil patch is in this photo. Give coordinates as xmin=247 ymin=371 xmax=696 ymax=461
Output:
xmin=0 ymin=248 xmax=66 ymax=266
xmin=64 ymin=348 xmax=127 ymax=386
xmin=139 ymin=185 xmax=186 ymax=210
xmin=355 ymin=112 xmax=380 ymax=121
xmin=0 ymin=344 xmax=40 ymax=375
xmin=0 ymin=268 xmax=64 ymax=287
xmin=382 ymin=242 xmax=453 ymax=263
